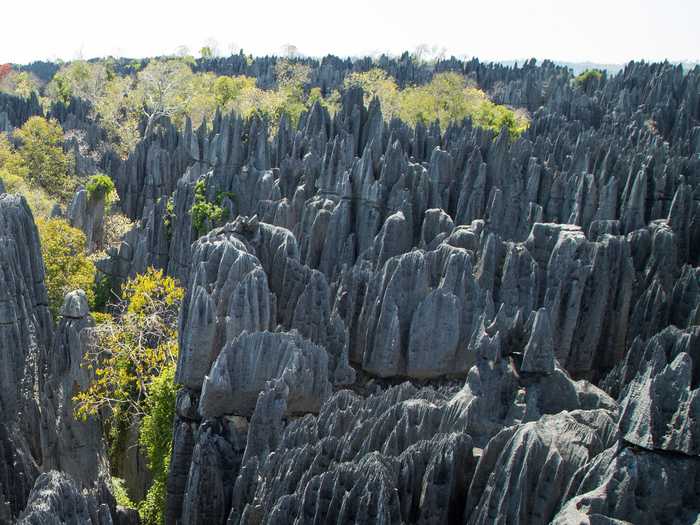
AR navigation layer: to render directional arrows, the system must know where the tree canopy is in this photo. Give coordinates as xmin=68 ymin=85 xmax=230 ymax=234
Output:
xmin=345 ymin=70 xmax=529 ymax=138
xmin=14 ymin=116 xmax=74 ymax=199
xmin=37 ymin=218 xmax=96 ymax=318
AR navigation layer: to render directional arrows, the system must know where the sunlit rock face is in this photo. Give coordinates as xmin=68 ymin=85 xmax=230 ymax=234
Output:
xmin=2 ymin=56 xmax=700 ymax=524
xmin=154 ymin=60 xmax=700 ymax=524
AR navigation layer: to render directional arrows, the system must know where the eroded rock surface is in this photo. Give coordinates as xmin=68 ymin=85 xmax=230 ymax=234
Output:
xmin=3 ymin=57 xmax=700 ymax=524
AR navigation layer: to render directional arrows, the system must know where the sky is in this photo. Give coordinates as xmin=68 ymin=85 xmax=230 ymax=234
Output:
xmin=1 ymin=0 xmax=698 ymax=65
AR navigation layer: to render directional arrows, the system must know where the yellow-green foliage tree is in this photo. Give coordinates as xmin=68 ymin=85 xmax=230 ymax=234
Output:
xmin=137 ymin=363 xmax=177 ymax=525
xmin=93 ymin=75 xmax=142 ymax=157
xmin=46 ymin=60 xmax=109 ymax=105
xmin=272 ymin=59 xmax=311 ymax=124
xmin=14 ymin=116 xmax=74 ymax=199
xmin=137 ymin=59 xmax=194 ymax=136
xmin=306 ymin=86 xmax=340 ymax=115
xmin=74 ymin=268 xmax=183 ymax=524
xmin=212 ymin=75 xmax=257 ymax=107
xmin=344 ymin=68 xmax=401 ymax=116
xmin=47 ymin=60 xmax=141 ymax=157
xmin=345 ymin=69 xmax=529 ymax=138
xmin=574 ymin=69 xmax=604 ymax=91
xmin=0 ymin=133 xmax=56 ymax=216
xmin=44 ymin=57 xmax=342 ymax=152
xmin=0 ymin=132 xmax=29 ymax=179
xmin=37 ymin=218 xmax=96 ymax=318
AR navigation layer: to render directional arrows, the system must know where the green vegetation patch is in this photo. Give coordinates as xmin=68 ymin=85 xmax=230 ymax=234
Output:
xmin=344 ymin=70 xmax=529 ymax=139
xmin=574 ymin=69 xmax=604 ymax=88
xmin=74 ymin=268 xmax=183 ymax=524
xmin=190 ymin=179 xmax=230 ymax=237
xmin=86 ymin=173 xmax=116 ymax=201
xmin=37 ymin=218 xmax=96 ymax=318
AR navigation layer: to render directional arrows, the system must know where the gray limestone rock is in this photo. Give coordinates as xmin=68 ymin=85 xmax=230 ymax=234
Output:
xmin=17 ymin=471 xmax=107 ymax=525
xmin=466 ymin=410 xmax=617 ymax=524
xmin=40 ymin=291 xmax=110 ymax=495
xmin=0 ymin=423 xmax=38 ymax=523
xmin=617 ymin=328 xmax=700 ymax=456
xmin=0 ymin=194 xmax=51 ymax=517
xmin=356 ymin=243 xmax=483 ymax=378
xmin=224 ymin=384 xmax=475 ymax=525
xmin=177 ymin=231 xmax=275 ymax=390
xmin=199 ymin=331 xmax=331 ymax=418
xmin=23 ymin=58 xmax=700 ymax=524
xmin=68 ymin=188 xmax=106 ymax=252
xmin=447 ymin=323 xmax=616 ymax=447
xmin=520 ymin=308 xmax=555 ymax=374
xmin=553 ymin=443 xmax=700 ymax=525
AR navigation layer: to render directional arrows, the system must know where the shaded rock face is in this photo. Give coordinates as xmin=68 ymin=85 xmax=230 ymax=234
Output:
xmin=0 ymin=195 xmax=51 ymax=521
xmin=466 ymin=410 xmax=618 ymax=525
xmin=40 ymin=291 xmax=111 ymax=496
xmin=67 ymin=188 xmax=106 ymax=252
xmin=226 ymin=384 xmax=477 ymax=525
xmin=614 ymin=326 xmax=700 ymax=456
xmin=199 ymin=331 xmax=331 ymax=418
xmin=0 ymin=198 xmax=116 ymax=522
xmin=0 ymin=423 xmax=38 ymax=523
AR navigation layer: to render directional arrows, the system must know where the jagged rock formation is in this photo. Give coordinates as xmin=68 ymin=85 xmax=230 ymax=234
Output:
xmin=17 ymin=471 xmax=110 ymax=525
xmin=553 ymin=442 xmax=700 ymax=524
xmin=68 ymin=188 xmax=107 ymax=251
xmin=135 ymin=59 xmax=700 ymax=524
xmin=199 ymin=331 xmax=332 ymax=418
xmin=0 ymin=423 xmax=38 ymax=523
xmin=40 ymin=291 xmax=111 ymax=497
xmin=3 ymin=56 xmax=700 ymax=524
xmin=466 ymin=410 xmax=618 ymax=524
xmin=0 ymin=93 xmax=42 ymax=132
xmin=0 ymin=198 xmax=118 ymax=521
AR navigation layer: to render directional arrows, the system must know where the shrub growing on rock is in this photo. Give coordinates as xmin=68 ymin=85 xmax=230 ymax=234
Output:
xmin=85 ymin=173 xmax=116 ymax=202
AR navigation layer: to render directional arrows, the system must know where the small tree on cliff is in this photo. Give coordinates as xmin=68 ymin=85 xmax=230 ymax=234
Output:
xmin=137 ymin=59 xmax=193 ymax=137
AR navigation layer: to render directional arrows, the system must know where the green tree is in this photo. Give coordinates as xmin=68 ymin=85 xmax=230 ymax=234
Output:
xmin=220 ymin=59 xmax=313 ymax=128
xmin=137 ymin=363 xmax=177 ymax=525
xmin=306 ymin=87 xmax=340 ymax=115
xmin=344 ymin=68 xmax=400 ymax=116
xmin=0 ymin=132 xmax=29 ymax=178
xmin=86 ymin=173 xmax=116 ymax=202
xmin=345 ymin=70 xmax=528 ymax=138
xmin=93 ymin=75 xmax=142 ymax=157
xmin=212 ymin=75 xmax=257 ymax=107
xmin=46 ymin=60 xmax=108 ymax=105
xmin=14 ymin=116 xmax=73 ymax=199
xmin=574 ymin=69 xmax=604 ymax=91
xmin=37 ymin=218 xmax=96 ymax=318
xmin=190 ymin=178 xmax=228 ymax=236
xmin=74 ymin=268 xmax=182 ymax=423
xmin=74 ymin=268 xmax=182 ymax=524
xmin=0 ymin=133 xmax=56 ymax=217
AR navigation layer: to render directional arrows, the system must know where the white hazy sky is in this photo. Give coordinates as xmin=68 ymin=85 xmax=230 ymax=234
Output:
xmin=1 ymin=0 xmax=698 ymax=65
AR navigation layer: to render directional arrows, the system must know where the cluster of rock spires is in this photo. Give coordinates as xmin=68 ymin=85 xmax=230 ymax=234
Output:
xmin=0 ymin=56 xmax=699 ymax=523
